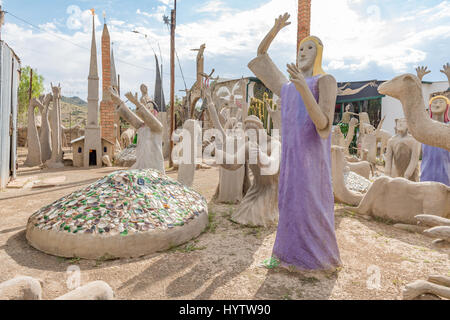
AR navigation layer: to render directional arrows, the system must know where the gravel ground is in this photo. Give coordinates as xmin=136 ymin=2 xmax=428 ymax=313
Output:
xmin=0 ymin=148 xmax=448 ymax=300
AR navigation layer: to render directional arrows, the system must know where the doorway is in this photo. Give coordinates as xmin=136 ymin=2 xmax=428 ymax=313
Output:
xmin=89 ymin=149 xmax=97 ymax=166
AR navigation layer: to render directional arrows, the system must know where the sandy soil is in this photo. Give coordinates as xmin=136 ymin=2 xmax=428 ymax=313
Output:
xmin=0 ymin=148 xmax=448 ymax=300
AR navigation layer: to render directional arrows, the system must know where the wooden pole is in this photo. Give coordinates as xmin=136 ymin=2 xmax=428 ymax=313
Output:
xmin=169 ymin=0 xmax=176 ymax=168
xmin=29 ymin=68 xmax=33 ymax=102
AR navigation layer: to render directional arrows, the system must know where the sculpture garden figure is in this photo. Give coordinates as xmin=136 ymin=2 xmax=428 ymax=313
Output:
xmin=110 ymin=87 xmax=165 ymax=173
xmin=331 ymin=146 xmax=364 ymax=206
xmin=140 ymin=84 xmax=158 ymax=116
xmin=120 ymin=128 xmax=136 ymax=149
xmin=346 ymin=176 xmax=449 ymax=224
xmin=176 ymin=119 xmax=202 ymax=187
xmin=248 ymin=13 xmax=341 ymax=270
xmin=384 ymin=118 xmax=420 ymax=181
xmin=45 ymin=84 xmax=64 ymax=169
xmin=24 ymin=98 xmax=44 ymax=167
xmin=203 ymin=83 xmax=248 ymax=204
xmin=420 ymin=95 xmax=450 ymax=186
xmin=378 ymin=74 xmax=450 ymax=151
xmin=38 ymin=93 xmax=53 ymax=163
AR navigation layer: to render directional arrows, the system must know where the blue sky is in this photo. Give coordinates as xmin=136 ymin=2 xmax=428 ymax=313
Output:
xmin=1 ymin=0 xmax=449 ymax=100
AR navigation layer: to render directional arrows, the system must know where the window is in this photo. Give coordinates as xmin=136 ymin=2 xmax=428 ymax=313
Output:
xmin=78 ymin=147 xmax=82 ymax=153
xmin=104 ymin=146 xmax=107 ymax=153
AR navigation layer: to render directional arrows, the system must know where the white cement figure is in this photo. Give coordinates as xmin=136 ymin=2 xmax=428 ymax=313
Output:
xmin=24 ymin=98 xmax=44 ymax=167
xmin=45 ymin=84 xmax=64 ymax=169
xmin=110 ymin=87 xmax=165 ymax=173
xmin=176 ymin=119 xmax=202 ymax=187
xmin=203 ymin=85 xmax=247 ymax=204
xmin=38 ymin=93 xmax=53 ymax=163
xmin=385 ymin=118 xmax=420 ymax=181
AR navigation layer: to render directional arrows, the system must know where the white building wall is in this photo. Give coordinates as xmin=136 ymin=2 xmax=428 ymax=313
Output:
xmin=381 ymin=81 xmax=448 ymax=135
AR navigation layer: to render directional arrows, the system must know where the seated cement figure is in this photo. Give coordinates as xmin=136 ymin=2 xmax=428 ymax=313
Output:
xmin=385 ymin=118 xmax=420 ymax=181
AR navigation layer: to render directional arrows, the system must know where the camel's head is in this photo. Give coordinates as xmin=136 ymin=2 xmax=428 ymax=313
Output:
xmin=378 ymin=74 xmax=421 ymax=100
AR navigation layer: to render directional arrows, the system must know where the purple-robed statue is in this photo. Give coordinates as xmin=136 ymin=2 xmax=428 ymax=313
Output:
xmin=248 ymin=13 xmax=341 ymax=271
xmin=420 ymin=95 xmax=450 ymax=186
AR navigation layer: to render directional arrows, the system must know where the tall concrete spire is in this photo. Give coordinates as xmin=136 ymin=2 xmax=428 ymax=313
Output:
xmin=87 ymin=13 xmax=99 ymax=128
xmin=84 ymin=10 xmax=103 ymax=168
xmin=111 ymin=45 xmax=118 ymax=90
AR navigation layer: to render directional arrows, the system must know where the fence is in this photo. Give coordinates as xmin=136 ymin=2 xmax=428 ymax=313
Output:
xmin=0 ymin=41 xmax=20 ymax=190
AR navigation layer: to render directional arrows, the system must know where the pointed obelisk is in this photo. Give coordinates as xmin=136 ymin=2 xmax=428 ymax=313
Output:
xmin=84 ymin=9 xmax=102 ymax=167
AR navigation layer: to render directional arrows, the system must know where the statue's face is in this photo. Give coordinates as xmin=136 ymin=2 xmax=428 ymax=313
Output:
xmin=396 ymin=119 xmax=408 ymax=133
xmin=430 ymin=98 xmax=447 ymax=115
xmin=140 ymin=84 xmax=148 ymax=95
xmin=298 ymin=40 xmax=317 ymax=72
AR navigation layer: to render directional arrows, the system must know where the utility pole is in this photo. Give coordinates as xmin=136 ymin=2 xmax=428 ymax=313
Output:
xmin=169 ymin=0 xmax=177 ymax=168
xmin=29 ymin=68 xmax=33 ymax=102
xmin=0 ymin=6 xmax=5 ymax=42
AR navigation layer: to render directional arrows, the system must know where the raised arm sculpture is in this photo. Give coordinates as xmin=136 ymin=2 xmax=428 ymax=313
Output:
xmin=248 ymin=13 xmax=341 ymax=271
xmin=110 ymin=86 xmax=165 ymax=173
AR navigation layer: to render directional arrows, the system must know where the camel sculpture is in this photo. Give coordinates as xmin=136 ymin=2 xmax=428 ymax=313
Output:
xmin=345 ymin=176 xmax=449 ymax=224
xmin=331 ymin=146 xmax=365 ymax=206
xmin=378 ymin=74 xmax=450 ymax=151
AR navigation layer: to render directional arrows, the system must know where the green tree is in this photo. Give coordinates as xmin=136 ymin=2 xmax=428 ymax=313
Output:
xmin=18 ymin=66 xmax=44 ymax=124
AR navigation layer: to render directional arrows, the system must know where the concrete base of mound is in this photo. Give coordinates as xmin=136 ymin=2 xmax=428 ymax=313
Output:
xmin=26 ymin=210 xmax=208 ymax=260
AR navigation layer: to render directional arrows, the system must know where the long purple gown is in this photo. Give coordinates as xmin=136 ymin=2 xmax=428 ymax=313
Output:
xmin=421 ymin=144 xmax=450 ymax=186
xmin=273 ymin=76 xmax=341 ymax=271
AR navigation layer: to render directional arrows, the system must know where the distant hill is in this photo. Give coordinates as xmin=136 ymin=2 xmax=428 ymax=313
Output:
xmin=61 ymin=96 xmax=87 ymax=107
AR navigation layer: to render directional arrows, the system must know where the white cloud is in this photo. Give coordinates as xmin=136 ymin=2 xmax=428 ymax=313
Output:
xmin=196 ymin=1 xmax=232 ymax=14
xmin=66 ymin=5 xmax=101 ymax=32
xmin=2 ymin=0 xmax=449 ymax=102
xmin=136 ymin=6 xmax=167 ymax=23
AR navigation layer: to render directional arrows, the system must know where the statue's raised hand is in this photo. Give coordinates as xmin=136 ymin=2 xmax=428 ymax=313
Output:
xmin=416 ymin=66 xmax=431 ymax=81
xmin=125 ymin=92 xmax=139 ymax=105
xmin=257 ymin=13 xmax=291 ymax=55
xmin=274 ymin=13 xmax=291 ymax=34
xmin=440 ymin=63 xmax=450 ymax=80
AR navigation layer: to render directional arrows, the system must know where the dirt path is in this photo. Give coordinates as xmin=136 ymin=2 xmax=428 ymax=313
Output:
xmin=0 ymin=149 xmax=448 ymax=300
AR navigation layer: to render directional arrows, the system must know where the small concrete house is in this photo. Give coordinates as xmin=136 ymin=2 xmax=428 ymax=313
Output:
xmin=71 ymin=136 xmax=114 ymax=167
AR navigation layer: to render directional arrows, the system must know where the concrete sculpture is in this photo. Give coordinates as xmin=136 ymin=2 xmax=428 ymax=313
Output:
xmin=110 ymin=87 xmax=165 ymax=173
xmin=38 ymin=94 xmax=53 ymax=163
xmin=403 ymin=275 xmax=450 ymax=300
xmin=45 ymin=84 xmax=64 ymax=169
xmin=120 ymin=128 xmax=135 ymax=149
xmin=203 ymin=85 xmax=247 ymax=204
xmin=0 ymin=276 xmax=113 ymax=300
xmin=346 ymin=177 xmax=450 ymax=224
xmin=420 ymin=95 xmax=450 ymax=186
xmin=24 ymin=98 xmax=44 ymax=167
xmin=385 ymin=118 xmax=420 ymax=181
xmin=378 ymin=74 xmax=450 ymax=151
xmin=248 ymin=13 xmax=341 ymax=270
xmin=176 ymin=119 xmax=202 ymax=187
xmin=216 ymin=115 xmax=281 ymax=227
xmin=331 ymin=146 xmax=365 ymax=206
xmin=402 ymin=215 xmax=450 ymax=300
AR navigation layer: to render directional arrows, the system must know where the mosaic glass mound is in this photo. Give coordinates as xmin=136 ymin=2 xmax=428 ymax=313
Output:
xmin=28 ymin=169 xmax=207 ymax=236
xmin=344 ymin=171 xmax=371 ymax=194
